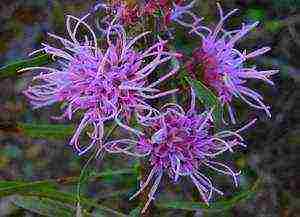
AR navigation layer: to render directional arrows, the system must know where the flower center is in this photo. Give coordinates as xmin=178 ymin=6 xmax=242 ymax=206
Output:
xmin=190 ymin=48 xmax=233 ymax=104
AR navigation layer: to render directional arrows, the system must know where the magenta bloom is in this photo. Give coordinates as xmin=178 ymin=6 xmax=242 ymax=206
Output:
xmin=169 ymin=0 xmax=202 ymax=28
xmin=95 ymin=0 xmax=201 ymax=28
xmin=104 ymin=89 xmax=256 ymax=212
xmin=22 ymin=14 xmax=180 ymax=155
xmin=187 ymin=4 xmax=278 ymax=123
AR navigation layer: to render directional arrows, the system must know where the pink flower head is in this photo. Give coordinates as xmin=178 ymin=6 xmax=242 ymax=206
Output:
xmin=144 ymin=0 xmax=201 ymax=27
xmin=187 ymin=3 xmax=278 ymax=123
xmin=94 ymin=1 xmax=143 ymax=26
xmin=104 ymin=89 xmax=256 ymax=212
xmin=22 ymin=14 xmax=180 ymax=155
xmin=110 ymin=0 xmax=141 ymax=25
xmin=95 ymin=1 xmax=200 ymax=27
xmin=168 ymin=0 xmax=202 ymax=27
xmin=144 ymin=0 xmax=185 ymax=25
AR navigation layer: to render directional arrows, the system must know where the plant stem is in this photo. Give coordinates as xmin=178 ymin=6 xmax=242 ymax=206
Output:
xmin=140 ymin=159 xmax=153 ymax=217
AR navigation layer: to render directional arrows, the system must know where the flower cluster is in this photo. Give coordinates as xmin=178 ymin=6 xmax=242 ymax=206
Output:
xmin=23 ymin=14 xmax=180 ymax=155
xmin=187 ymin=4 xmax=278 ymax=123
xmin=104 ymin=0 xmax=141 ymax=25
xmin=95 ymin=0 xmax=200 ymax=27
xmin=23 ymin=2 xmax=278 ymax=214
xmin=105 ymin=89 xmax=256 ymax=212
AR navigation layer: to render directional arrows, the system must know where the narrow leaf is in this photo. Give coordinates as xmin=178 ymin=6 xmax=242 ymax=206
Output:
xmin=0 ymin=169 xmax=135 ymax=189
xmin=129 ymin=207 xmax=141 ymax=217
xmin=0 ymin=170 xmax=135 ymax=217
xmin=0 ymin=180 xmax=57 ymax=198
xmin=0 ymin=180 xmax=127 ymax=217
xmin=157 ymin=178 xmax=261 ymax=212
xmin=0 ymin=54 xmax=51 ymax=80
xmin=18 ymin=123 xmax=74 ymax=140
xmin=12 ymin=196 xmax=74 ymax=217
xmin=24 ymin=188 xmax=127 ymax=217
xmin=18 ymin=121 xmax=119 ymax=141
xmin=185 ymin=76 xmax=223 ymax=127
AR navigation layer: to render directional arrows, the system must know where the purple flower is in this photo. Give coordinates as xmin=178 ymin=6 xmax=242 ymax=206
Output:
xmin=187 ymin=3 xmax=278 ymax=123
xmin=104 ymin=89 xmax=256 ymax=212
xmin=170 ymin=0 xmax=202 ymax=28
xmin=95 ymin=1 xmax=201 ymax=28
xmin=22 ymin=14 xmax=180 ymax=155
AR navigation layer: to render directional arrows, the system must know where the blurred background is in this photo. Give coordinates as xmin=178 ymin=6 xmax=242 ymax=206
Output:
xmin=0 ymin=0 xmax=299 ymax=216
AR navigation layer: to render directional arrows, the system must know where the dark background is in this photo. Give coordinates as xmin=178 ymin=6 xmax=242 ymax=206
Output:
xmin=0 ymin=0 xmax=299 ymax=216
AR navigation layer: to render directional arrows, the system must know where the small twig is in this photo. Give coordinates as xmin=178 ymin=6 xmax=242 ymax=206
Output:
xmin=140 ymin=159 xmax=153 ymax=217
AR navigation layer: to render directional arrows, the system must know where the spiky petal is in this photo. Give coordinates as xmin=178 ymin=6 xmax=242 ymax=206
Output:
xmin=23 ymin=14 xmax=180 ymax=155
xmin=95 ymin=1 xmax=200 ymax=27
xmin=187 ymin=3 xmax=278 ymax=123
xmin=104 ymin=89 xmax=256 ymax=212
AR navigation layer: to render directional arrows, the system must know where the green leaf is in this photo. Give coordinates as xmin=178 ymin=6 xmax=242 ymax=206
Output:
xmin=185 ymin=76 xmax=223 ymax=127
xmin=245 ymin=8 xmax=266 ymax=21
xmin=265 ymin=20 xmax=283 ymax=33
xmin=18 ymin=123 xmax=74 ymax=140
xmin=0 ymin=54 xmax=51 ymax=80
xmin=156 ymin=178 xmax=261 ymax=212
xmin=0 ymin=180 xmax=128 ymax=217
xmin=0 ymin=169 xmax=135 ymax=216
xmin=129 ymin=207 xmax=141 ymax=217
xmin=12 ymin=196 xmax=75 ymax=217
xmin=25 ymin=188 xmax=127 ymax=217
xmin=0 ymin=169 xmax=135 ymax=189
xmin=18 ymin=121 xmax=120 ymax=141
xmin=92 ymin=168 xmax=136 ymax=182
xmin=0 ymin=180 xmax=57 ymax=198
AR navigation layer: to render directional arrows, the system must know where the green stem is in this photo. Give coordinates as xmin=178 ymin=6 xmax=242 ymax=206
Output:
xmin=140 ymin=159 xmax=153 ymax=217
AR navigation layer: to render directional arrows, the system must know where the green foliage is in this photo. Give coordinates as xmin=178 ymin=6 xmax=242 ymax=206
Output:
xmin=245 ymin=8 xmax=266 ymax=21
xmin=24 ymin=187 xmax=127 ymax=217
xmin=156 ymin=178 xmax=261 ymax=212
xmin=12 ymin=196 xmax=75 ymax=217
xmin=18 ymin=121 xmax=119 ymax=141
xmin=18 ymin=122 xmax=74 ymax=140
xmin=0 ymin=180 xmax=56 ymax=198
xmin=51 ymin=0 xmax=65 ymax=29
xmin=0 ymin=169 xmax=135 ymax=217
xmin=129 ymin=207 xmax=141 ymax=217
xmin=185 ymin=75 xmax=223 ymax=128
xmin=265 ymin=20 xmax=283 ymax=33
xmin=0 ymin=54 xmax=51 ymax=80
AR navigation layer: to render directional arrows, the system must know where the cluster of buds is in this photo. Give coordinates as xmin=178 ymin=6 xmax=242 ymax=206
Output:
xmin=23 ymin=1 xmax=278 ymax=213
xmin=95 ymin=0 xmax=200 ymax=27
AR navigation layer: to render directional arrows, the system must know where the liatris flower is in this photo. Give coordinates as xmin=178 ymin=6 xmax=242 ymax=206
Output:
xmin=144 ymin=0 xmax=186 ymax=25
xmin=168 ymin=0 xmax=202 ymax=27
xmin=144 ymin=0 xmax=201 ymax=27
xmin=186 ymin=3 xmax=278 ymax=123
xmin=107 ymin=0 xmax=141 ymax=25
xmin=22 ymin=14 xmax=180 ymax=156
xmin=104 ymin=89 xmax=256 ymax=212
xmin=94 ymin=0 xmax=143 ymax=26
xmin=96 ymin=0 xmax=200 ymax=27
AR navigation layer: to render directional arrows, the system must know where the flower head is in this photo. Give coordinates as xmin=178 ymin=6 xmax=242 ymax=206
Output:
xmin=108 ymin=0 xmax=141 ymax=25
xmin=144 ymin=0 xmax=186 ymax=25
xmin=168 ymin=0 xmax=202 ymax=27
xmin=187 ymin=4 xmax=278 ymax=123
xmin=96 ymin=0 xmax=200 ymax=27
xmin=23 ymin=14 xmax=180 ymax=155
xmin=105 ymin=89 xmax=256 ymax=212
